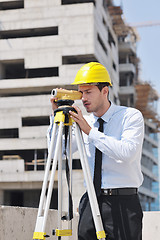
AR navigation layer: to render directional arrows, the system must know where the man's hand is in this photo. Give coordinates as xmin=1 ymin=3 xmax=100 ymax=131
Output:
xmin=69 ymin=106 xmax=91 ymax=135
xmin=50 ymin=96 xmax=58 ymax=113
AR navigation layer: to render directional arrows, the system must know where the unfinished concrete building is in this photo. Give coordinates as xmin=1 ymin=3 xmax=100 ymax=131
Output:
xmin=135 ymin=84 xmax=160 ymax=210
xmin=0 ymin=0 xmax=159 ymax=211
xmin=108 ymin=4 xmax=159 ymax=210
xmin=108 ymin=3 xmax=160 ymax=210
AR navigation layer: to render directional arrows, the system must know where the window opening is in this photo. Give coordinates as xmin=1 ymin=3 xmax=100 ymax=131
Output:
xmin=0 ymin=128 xmax=19 ymax=138
xmin=2 ymin=61 xmax=59 ymax=79
xmin=0 ymin=1 xmax=24 ymax=10
xmin=112 ymin=61 xmax=117 ymax=71
xmin=22 ymin=116 xmax=50 ymax=127
xmin=62 ymin=54 xmax=97 ymax=64
xmin=0 ymin=27 xmax=58 ymax=39
xmin=97 ymin=34 xmax=108 ymax=55
xmin=108 ymin=29 xmax=116 ymax=46
xmin=62 ymin=0 xmax=95 ymax=5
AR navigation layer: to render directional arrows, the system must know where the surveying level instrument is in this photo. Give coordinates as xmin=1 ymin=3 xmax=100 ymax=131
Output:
xmin=51 ymin=88 xmax=82 ymax=100
xmin=33 ymin=89 xmax=106 ymax=240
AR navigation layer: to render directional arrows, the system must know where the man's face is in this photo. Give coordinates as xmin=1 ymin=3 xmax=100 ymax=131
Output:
xmin=78 ymin=85 xmax=107 ymax=115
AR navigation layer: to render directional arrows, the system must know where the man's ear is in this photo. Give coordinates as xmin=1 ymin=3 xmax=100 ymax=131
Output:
xmin=102 ymin=86 xmax=109 ymax=96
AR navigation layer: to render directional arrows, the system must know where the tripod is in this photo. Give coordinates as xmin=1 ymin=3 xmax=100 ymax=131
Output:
xmin=33 ymin=100 xmax=106 ymax=240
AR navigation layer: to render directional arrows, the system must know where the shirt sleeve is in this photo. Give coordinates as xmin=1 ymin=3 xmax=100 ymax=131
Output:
xmin=88 ymin=110 xmax=144 ymax=163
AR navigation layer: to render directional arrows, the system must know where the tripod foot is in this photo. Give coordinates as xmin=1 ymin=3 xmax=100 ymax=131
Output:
xmin=96 ymin=230 xmax=106 ymax=239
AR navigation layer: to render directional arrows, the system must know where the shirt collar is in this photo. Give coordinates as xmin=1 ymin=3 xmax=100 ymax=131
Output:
xmin=92 ymin=102 xmax=117 ymax=123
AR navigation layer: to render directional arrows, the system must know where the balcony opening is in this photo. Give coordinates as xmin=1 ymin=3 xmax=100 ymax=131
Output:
xmin=1 ymin=60 xmax=59 ymax=79
xmin=26 ymin=67 xmax=59 ymax=78
xmin=22 ymin=116 xmax=50 ymax=127
xmin=0 ymin=0 xmax=24 ymax=10
xmin=0 ymin=26 xmax=58 ymax=39
xmin=4 ymin=61 xmax=26 ymax=79
xmin=61 ymin=0 xmax=95 ymax=5
xmin=119 ymin=55 xmax=126 ymax=64
xmin=103 ymin=17 xmax=107 ymax=27
xmin=112 ymin=61 xmax=117 ymax=71
xmin=62 ymin=54 xmax=97 ymax=64
xmin=120 ymin=73 xmax=133 ymax=86
xmin=103 ymin=0 xmax=107 ymax=10
xmin=108 ymin=29 xmax=116 ymax=46
xmin=0 ymin=128 xmax=19 ymax=138
xmin=3 ymin=189 xmax=58 ymax=209
xmin=97 ymin=34 xmax=108 ymax=56
xmin=120 ymin=78 xmax=127 ymax=87
xmin=1 ymin=91 xmax=51 ymax=98
xmin=119 ymin=94 xmax=134 ymax=107
xmin=11 ymin=191 xmax=23 ymax=207
xmin=119 ymin=53 xmax=135 ymax=64
xmin=0 ymin=149 xmax=48 ymax=171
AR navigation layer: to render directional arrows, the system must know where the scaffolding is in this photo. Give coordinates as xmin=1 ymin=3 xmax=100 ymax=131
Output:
xmin=108 ymin=5 xmax=129 ymax=37
xmin=135 ymin=83 xmax=160 ymax=132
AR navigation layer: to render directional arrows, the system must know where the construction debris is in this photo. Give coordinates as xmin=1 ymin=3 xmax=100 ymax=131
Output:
xmin=135 ymin=83 xmax=160 ymax=131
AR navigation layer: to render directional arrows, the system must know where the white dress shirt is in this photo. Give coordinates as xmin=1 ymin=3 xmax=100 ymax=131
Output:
xmin=47 ymin=102 xmax=144 ymax=189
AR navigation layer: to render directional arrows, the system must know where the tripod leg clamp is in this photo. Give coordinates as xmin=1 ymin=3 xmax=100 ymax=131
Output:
xmin=55 ymin=229 xmax=72 ymax=236
xmin=54 ymin=111 xmax=73 ymax=126
xmin=33 ymin=232 xmax=46 ymax=240
xmin=96 ymin=230 xmax=106 ymax=239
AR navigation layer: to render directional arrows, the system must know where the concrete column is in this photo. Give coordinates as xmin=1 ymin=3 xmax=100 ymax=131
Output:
xmin=0 ymin=63 xmax=5 ymax=79
xmin=126 ymin=54 xmax=129 ymax=63
xmin=34 ymin=149 xmax=37 ymax=171
xmin=126 ymin=74 xmax=130 ymax=86
xmin=0 ymin=190 xmax=4 ymax=205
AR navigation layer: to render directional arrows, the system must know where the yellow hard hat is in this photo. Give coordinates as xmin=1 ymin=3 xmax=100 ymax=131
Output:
xmin=71 ymin=62 xmax=112 ymax=86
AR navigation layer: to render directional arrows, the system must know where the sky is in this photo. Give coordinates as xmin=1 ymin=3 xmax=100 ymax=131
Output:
xmin=114 ymin=0 xmax=160 ymax=112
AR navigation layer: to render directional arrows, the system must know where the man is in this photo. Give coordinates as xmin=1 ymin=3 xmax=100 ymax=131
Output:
xmin=48 ymin=62 xmax=144 ymax=240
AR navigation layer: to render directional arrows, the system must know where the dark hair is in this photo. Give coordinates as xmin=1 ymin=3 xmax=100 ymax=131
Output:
xmin=96 ymin=82 xmax=110 ymax=100
xmin=96 ymin=82 xmax=110 ymax=91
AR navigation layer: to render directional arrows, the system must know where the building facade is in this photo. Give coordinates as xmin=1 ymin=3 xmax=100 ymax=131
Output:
xmin=0 ymin=0 xmax=159 ymax=211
